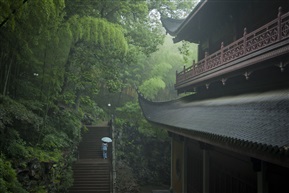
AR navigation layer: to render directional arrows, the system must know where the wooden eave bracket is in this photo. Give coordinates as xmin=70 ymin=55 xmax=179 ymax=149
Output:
xmin=206 ymin=83 xmax=210 ymax=89
xmin=275 ymin=61 xmax=288 ymax=72
xmin=221 ymin=78 xmax=227 ymax=86
xmin=243 ymin=71 xmax=252 ymax=80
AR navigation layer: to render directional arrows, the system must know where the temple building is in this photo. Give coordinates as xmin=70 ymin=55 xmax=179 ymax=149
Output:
xmin=138 ymin=0 xmax=289 ymax=193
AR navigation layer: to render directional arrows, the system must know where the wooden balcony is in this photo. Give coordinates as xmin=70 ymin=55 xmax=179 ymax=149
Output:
xmin=175 ymin=7 xmax=289 ymax=93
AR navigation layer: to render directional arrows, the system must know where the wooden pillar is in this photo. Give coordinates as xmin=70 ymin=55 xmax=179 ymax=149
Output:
xmin=252 ymin=158 xmax=268 ymax=193
xmin=170 ymin=133 xmax=184 ymax=193
xmin=257 ymin=161 xmax=268 ymax=193
xmin=199 ymin=142 xmax=210 ymax=193
xmin=183 ymin=139 xmax=187 ymax=193
xmin=202 ymin=146 xmax=210 ymax=193
xmin=170 ymin=136 xmax=173 ymax=191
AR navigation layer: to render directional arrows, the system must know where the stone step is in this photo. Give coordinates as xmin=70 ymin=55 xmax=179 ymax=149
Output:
xmin=69 ymin=189 xmax=110 ymax=192
xmin=69 ymin=125 xmax=111 ymax=193
xmin=72 ymin=170 xmax=109 ymax=174
xmin=72 ymin=167 xmax=109 ymax=171
xmin=72 ymin=165 xmax=109 ymax=168
xmin=73 ymin=177 xmax=110 ymax=181
xmin=69 ymin=188 xmax=109 ymax=192
xmin=71 ymin=182 xmax=110 ymax=186
xmin=72 ymin=172 xmax=109 ymax=176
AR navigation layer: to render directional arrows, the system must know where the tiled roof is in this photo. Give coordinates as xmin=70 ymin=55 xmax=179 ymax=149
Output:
xmin=138 ymin=89 xmax=289 ymax=154
xmin=160 ymin=0 xmax=207 ymax=41
xmin=160 ymin=17 xmax=185 ymax=36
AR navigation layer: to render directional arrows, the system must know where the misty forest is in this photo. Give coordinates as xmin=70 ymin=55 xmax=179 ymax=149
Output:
xmin=0 ymin=0 xmax=198 ymax=192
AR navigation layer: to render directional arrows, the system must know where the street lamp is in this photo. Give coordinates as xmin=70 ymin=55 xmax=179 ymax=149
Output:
xmin=107 ymin=103 xmax=111 ymax=120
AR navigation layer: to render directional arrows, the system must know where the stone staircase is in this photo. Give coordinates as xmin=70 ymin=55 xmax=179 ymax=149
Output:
xmin=68 ymin=125 xmax=111 ymax=193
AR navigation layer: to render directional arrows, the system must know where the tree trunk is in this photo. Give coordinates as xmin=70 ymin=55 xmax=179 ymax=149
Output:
xmin=3 ymin=56 xmax=13 ymax=96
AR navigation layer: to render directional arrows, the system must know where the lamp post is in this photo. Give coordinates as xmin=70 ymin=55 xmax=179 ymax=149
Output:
xmin=107 ymin=103 xmax=111 ymax=119
xmin=107 ymin=102 xmax=116 ymax=193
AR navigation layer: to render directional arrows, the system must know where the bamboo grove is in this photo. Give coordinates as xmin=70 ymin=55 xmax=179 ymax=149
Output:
xmin=0 ymin=0 xmax=197 ymax=192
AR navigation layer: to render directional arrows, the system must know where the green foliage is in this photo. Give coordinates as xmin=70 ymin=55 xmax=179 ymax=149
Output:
xmin=116 ymin=101 xmax=168 ymax=139
xmin=7 ymin=139 xmax=29 ymax=159
xmin=115 ymin=161 xmax=140 ymax=193
xmin=115 ymin=102 xmax=142 ymax=124
xmin=148 ymin=0 xmax=198 ymax=19
xmin=120 ymin=35 xmax=198 ymax=101
xmin=115 ymin=118 xmax=170 ymax=185
xmin=0 ymin=0 xmax=195 ymax=191
xmin=69 ymin=16 xmax=128 ymax=55
xmin=115 ymin=102 xmax=170 ymax=185
xmin=41 ymin=133 xmax=70 ymax=150
xmin=0 ymin=94 xmax=80 ymax=192
xmin=0 ymin=95 xmax=42 ymax=128
xmin=139 ymin=77 xmax=166 ymax=100
xmin=0 ymin=155 xmax=28 ymax=193
xmin=178 ymin=40 xmax=198 ymax=65
xmin=126 ymin=21 xmax=164 ymax=56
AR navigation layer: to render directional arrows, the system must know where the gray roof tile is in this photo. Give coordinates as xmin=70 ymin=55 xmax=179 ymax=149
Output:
xmin=139 ymin=89 xmax=289 ymax=149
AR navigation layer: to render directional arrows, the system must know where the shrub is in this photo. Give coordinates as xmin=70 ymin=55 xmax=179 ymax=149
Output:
xmin=0 ymin=155 xmax=28 ymax=193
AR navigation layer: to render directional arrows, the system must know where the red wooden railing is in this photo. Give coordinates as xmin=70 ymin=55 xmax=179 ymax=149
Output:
xmin=176 ymin=7 xmax=289 ymax=86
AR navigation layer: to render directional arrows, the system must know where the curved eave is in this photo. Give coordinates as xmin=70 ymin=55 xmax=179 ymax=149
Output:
xmin=138 ymin=89 xmax=289 ymax=160
xmin=160 ymin=17 xmax=185 ymax=36
xmin=160 ymin=0 xmax=208 ymax=42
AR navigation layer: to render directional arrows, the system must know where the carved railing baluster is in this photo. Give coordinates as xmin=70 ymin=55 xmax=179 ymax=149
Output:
xmin=243 ymin=28 xmax=247 ymax=55
xmin=205 ymin=52 xmax=208 ymax=71
xmin=183 ymin=66 xmax=186 ymax=79
xmin=175 ymin=7 xmax=289 ymax=88
xmin=278 ymin=7 xmax=282 ymax=40
xmin=220 ymin=42 xmax=224 ymax=65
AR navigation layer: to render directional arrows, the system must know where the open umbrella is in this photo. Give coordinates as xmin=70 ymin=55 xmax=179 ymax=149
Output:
xmin=101 ymin=137 xmax=112 ymax=143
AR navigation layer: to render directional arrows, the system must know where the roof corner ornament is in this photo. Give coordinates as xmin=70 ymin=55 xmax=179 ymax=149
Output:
xmin=276 ymin=61 xmax=287 ymax=72
xmin=221 ymin=78 xmax=227 ymax=86
xmin=282 ymin=145 xmax=289 ymax=155
xmin=134 ymin=84 xmax=145 ymax=99
xmin=244 ymin=71 xmax=252 ymax=80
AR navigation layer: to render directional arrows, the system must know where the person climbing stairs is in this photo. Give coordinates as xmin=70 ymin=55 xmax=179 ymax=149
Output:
xmin=68 ymin=125 xmax=112 ymax=193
